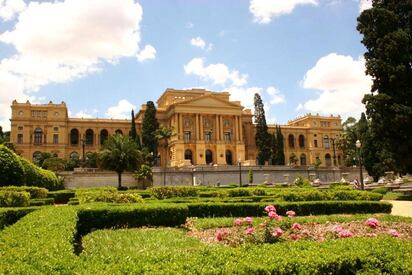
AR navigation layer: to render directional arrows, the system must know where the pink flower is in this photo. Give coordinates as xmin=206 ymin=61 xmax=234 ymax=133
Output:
xmin=302 ymin=229 xmax=310 ymax=235
xmin=366 ymin=233 xmax=377 ymax=237
xmin=388 ymin=229 xmax=400 ymax=238
xmin=337 ymin=230 xmax=353 ymax=238
xmin=245 ymin=227 xmax=255 ymax=235
xmin=244 ymin=217 xmax=253 ymax=225
xmin=333 ymin=225 xmax=343 ymax=233
xmin=265 ymin=205 xmax=276 ymax=213
xmin=215 ymin=229 xmax=229 ymax=241
xmin=290 ymin=234 xmax=301 ymax=241
xmin=291 ymin=223 xmax=302 ymax=230
xmin=286 ymin=210 xmax=296 ymax=217
xmin=366 ymin=218 xmax=379 ymax=229
xmin=233 ymin=218 xmax=242 ymax=226
xmin=268 ymin=211 xmax=277 ymax=219
xmin=271 ymin=227 xmax=283 ymax=237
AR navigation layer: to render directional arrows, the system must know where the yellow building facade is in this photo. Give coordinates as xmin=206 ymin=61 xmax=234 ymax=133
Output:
xmin=10 ymin=88 xmax=343 ymax=167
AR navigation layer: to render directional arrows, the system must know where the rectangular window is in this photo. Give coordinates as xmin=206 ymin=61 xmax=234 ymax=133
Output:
xmin=184 ymin=131 xmax=191 ymax=142
xmin=204 ymin=132 xmax=212 ymax=141
xmin=18 ymin=126 xmax=23 ymax=131
xmin=17 ymin=134 xmax=23 ymax=144
xmin=224 ymin=132 xmax=231 ymax=141
xmin=314 ymin=140 xmax=318 ymax=148
xmin=53 ymin=134 xmax=59 ymax=144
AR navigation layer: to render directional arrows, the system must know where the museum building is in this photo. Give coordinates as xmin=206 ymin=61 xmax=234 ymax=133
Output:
xmin=10 ymin=88 xmax=343 ymax=167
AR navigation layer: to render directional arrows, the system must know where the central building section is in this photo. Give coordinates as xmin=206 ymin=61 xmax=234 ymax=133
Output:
xmin=136 ymin=88 xmax=254 ymax=167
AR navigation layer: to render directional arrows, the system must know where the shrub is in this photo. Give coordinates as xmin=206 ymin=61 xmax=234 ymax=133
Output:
xmin=150 ymin=186 xmax=198 ymax=199
xmin=252 ymin=188 xmax=267 ymax=196
xmin=371 ymin=187 xmax=389 ymax=195
xmin=29 ymin=198 xmax=55 ymax=206
xmin=0 ymin=207 xmax=37 ymax=229
xmin=47 ymin=190 xmax=75 ymax=204
xmin=226 ymin=188 xmax=252 ymax=197
xmin=0 ymin=191 xmax=30 ymax=207
xmin=0 ymin=186 xmax=48 ymax=199
xmin=42 ymin=157 xmax=66 ymax=172
xmin=19 ymin=157 xmax=63 ymax=190
xmin=293 ymin=176 xmax=312 ymax=188
xmin=0 ymin=145 xmax=25 ymax=186
xmin=199 ymin=191 xmax=221 ymax=198
xmin=329 ymin=182 xmax=352 ymax=189
xmin=75 ymin=189 xmax=143 ymax=204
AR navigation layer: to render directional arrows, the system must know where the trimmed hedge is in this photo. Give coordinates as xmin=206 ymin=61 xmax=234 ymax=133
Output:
xmin=75 ymin=189 xmax=143 ymax=204
xmin=0 ymin=186 xmax=48 ymax=199
xmin=0 ymin=207 xmax=37 ymax=229
xmin=19 ymin=157 xmax=63 ymax=190
xmin=76 ymin=204 xmax=188 ymax=236
xmin=0 ymin=191 xmax=30 ymax=207
xmin=187 ymin=201 xmax=392 ymax=218
xmin=0 ymin=145 xmax=25 ymax=186
xmin=29 ymin=198 xmax=55 ymax=206
xmin=47 ymin=190 xmax=75 ymax=204
xmin=150 ymin=186 xmax=199 ymax=199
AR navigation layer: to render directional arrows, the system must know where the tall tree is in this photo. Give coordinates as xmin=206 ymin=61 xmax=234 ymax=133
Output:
xmin=155 ymin=126 xmax=175 ymax=167
xmin=99 ymin=134 xmax=140 ymax=189
xmin=141 ymin=101 xmax=158 ymax=155
xmin=269 ymin=132 xmax=277 ymax=165
xmin=129 ymin=109 xmax=137 ymax=141
xmin=254 ymin=93 xmax=271 ymax=165
xmin=358 ymin=1 xmax=412 ymax=174
xmin=275 ymin=125 xmax=285 ymax=165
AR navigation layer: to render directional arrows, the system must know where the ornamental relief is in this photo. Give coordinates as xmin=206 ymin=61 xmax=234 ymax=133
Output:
xmin=183 ymin=116 xmax=193 ymax=130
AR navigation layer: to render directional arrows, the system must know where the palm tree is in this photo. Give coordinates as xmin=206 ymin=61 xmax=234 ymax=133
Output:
xmin=99 ymin=134 xmax=140 ymax=189
xmin=154 ymin=126 xmax=175 ymax=185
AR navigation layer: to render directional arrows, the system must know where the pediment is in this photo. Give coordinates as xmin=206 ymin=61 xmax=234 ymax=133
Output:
xmin=177 ymin=94 xmax=242 ymax=109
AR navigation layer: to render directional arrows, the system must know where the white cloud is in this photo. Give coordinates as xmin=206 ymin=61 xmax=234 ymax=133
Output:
xmin=106 ymin=99 xmax=135 ymax=119
xmin=184 ymin=58 xmax=248 ymax=87
xmin=359 ymin=0 xmax=372 ymax=12
xmin=185 ymin=22 xmax=194 ymax=29
xmin=190 ymin=37 xmax=206 ymax=49
xmin=0 ymin=0 xmax=145 ymax=128
xmin=72 ymin=109 xmax=98 ymax=118
xmin=227 ymin=86 xmax=262 ymax=110
xmin=299 ymin=53 xmax=372 ymax=118
xmin=266 ymin=86 xmax=285 ymax=104
xmin=136 ymin=44 xmax=156 ymax=62
xmin=0 ymin=0 xmax=26 ymax=21
xmin=249 ymin=0 xmax=318 ymax=24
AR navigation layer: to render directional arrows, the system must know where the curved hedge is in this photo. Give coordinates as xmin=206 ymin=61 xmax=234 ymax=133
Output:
xmin=0 ymin=145 xmax=25 ymax=186
xmin=0 ymin=191 xmax=30 ymax=207
xmin=0 ymin=186 xmax=48 ymax=199
xmin=19 ymin=157 xmax=63 ymax=190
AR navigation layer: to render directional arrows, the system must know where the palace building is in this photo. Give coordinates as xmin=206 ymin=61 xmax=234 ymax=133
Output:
xmin=10 ymin=88 xmax=343 ymax=167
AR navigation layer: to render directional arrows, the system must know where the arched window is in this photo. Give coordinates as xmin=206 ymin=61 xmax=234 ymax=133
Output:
xmin=34 ymin=128 xmax=43 ymax=144
xmin=70 ymin=151 xmax=79 ymax=159
xmin=70 ymin=129 xmax=79 ymax=145
xmin=32 ymin=151 xmax=42 ymax=163
xmin=205 ymin=150 xmax=213 ymax=165
xmin=300 ymin=154 xmax=307 ymax=166
xmin=184 ymin=149 xmax=193 ymax=164
xmin=85 ymin=129 xmax=94 ymax=145
xmin=288 ymin=134 xmax=295 ymax=148
xmin=225 ymin=150 xmax=233 ymax=165
xmin=298 ymin=135 xmax=305 ymax=148
xmin=323 ymin=135 xmax=330 ymax=149
xmin=325 ymin=153 xmax=332 ymax=167
xmin=100 ymin=129 xmax=108 ymax=145
xmin=115 ymin=129 xmax=123 ymax=135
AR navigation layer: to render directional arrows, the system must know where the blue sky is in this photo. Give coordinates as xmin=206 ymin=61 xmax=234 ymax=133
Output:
xmin=0 ymin=0 xmax=373 ymax=130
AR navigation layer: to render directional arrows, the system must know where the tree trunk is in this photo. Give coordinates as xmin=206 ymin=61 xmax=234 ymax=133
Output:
xmin=117 ymin=172 xmax=122 ymax=189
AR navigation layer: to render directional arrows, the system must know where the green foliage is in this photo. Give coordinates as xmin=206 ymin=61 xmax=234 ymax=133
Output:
xmin=248 ymin=169 xmax=253 ymax=183
xmin=226 ymin=188 xmax=252 ymax=197
xmin=75 ymin=188 xmax=143 ymax=204
xmin=84 ymin=152 xmax=99 ymax=168
xmin=0 ymin=191 xmax=30 ymax=207
xmin=98 ymin=134 xmax=141 ymax=189
xmin=47 ymin=190 xmax=75 ymax=204
xmin=0 ymin=207 xmax=37 ymax=229
xmin=42 ymin=157 xmax=66 ymax=171
xmin=141 ymin=101 xmax=159 ymax=154
xmin=0 ymin=186 xmax=48 ymax=198
xmin=371 ymin=187 xmax=389 ymax=195
xmin=33 ymin=152 xmax=52 ymax=167
xmin=329 ymin=181 xmax=352 ymax=189
xmin=254 ymin=93 xmax=271 ymax=164
xmin=129 ymin=109 xmax=139 ymax=147
xmin=293 ymin=176 xmax=312 ymax=187
xmin=275 ymin=125 xmax=285 ymax=165
xmin=134 ymin=164 xmax=153 ymax=189
xmin=252 ymin=188 xmax=267 ymax=196
xmin=150 ymin=186 xmax=199 ymax=199
xmin=0 ymin=144 xmax=25 ymax=186
xmin=19 ymin=157 xmax=63 ymax=190
xmin=358 ymin=1 xmax=412 ymax=174
xmin=289 ymin=152 xmax=298 ymax=165
xmin=29 ymin=198 xmax=54 ymax=206
xmin=65 ymin=155 xmax=81 ymax=171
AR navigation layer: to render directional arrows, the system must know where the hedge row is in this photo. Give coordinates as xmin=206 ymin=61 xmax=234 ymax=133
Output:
xmin=0 ymin=186 xmax=48 ymax=199
xmin=0 ymin=191 xmax=30 ymax=207
xmin=75 ymin=189 xmax=143 ymax=204
xmin=47 ymin=190 xmax=75 ymax=204
xmin=29 ymin=198 xmax=55 ymax=206
xmin=0 ymin=145 xmax=63 ymax=190
xmin=0 ymin=207 xmax=37 ymax=229
xmin=150 ymin=186 xmax=198 ymax=199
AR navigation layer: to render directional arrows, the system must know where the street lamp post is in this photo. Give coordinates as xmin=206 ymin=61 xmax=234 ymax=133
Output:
xmin=80 ymin=138 xmax=85 ymax=161
xmin=330 ymin=138 xmax=337 ymax=166
xmin=355 ymin=140 xmax=364 ymax=190
xmin=238 ymin=158 xmax=242 ymax=187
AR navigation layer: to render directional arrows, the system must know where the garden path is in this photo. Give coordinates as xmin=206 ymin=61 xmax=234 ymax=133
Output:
xmin=384 ymin=200 xmax=412 ymax=217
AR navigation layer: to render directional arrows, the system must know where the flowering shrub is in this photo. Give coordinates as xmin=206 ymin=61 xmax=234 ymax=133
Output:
xmin=366 ymin=218 xmax=379 ymax=228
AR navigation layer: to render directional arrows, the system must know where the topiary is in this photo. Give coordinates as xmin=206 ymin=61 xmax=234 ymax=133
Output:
xmin=0 ymin=145 xmax=25 ymax=186
xmin=19 ymin=157 xmax=63 ymax=190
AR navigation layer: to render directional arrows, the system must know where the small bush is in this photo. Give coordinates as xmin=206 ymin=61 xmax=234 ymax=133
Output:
xmin=29 ymin=198 xmax=55 ymax=206
xmin=199 ymin=191 xmax=221 ymax=198
xmin=47 ymin=190 xmax=75 ymax=204
xmin=75 ymin=188 xmax=143 ymax=204
xmin=372 ymin=187 xmax=389 ymax=195
xmin=0 ymin=145 xmax=25 ymax=186
xmin=226 ymin=188 xmax=252 ymax=197
xmin=19 ymin=157 xmax=63 ymax=190
xmin=293 ymin=176 xmax=312 ymax=188
xmin=252 ymin=188 xmax=267 ymax=196
xmin=0 ymin=191 xmax=30 ymax=207
xmin=0 ymin=186 xmax=48 ymax=199
xmin=329 ymin=182 xmax=352 ymax=189
xmin=150 ymin=186 xmax=199 ymax=199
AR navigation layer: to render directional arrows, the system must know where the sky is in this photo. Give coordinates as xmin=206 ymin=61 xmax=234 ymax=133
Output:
xmin=0 ymin=0 xmax=373 ymax=131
